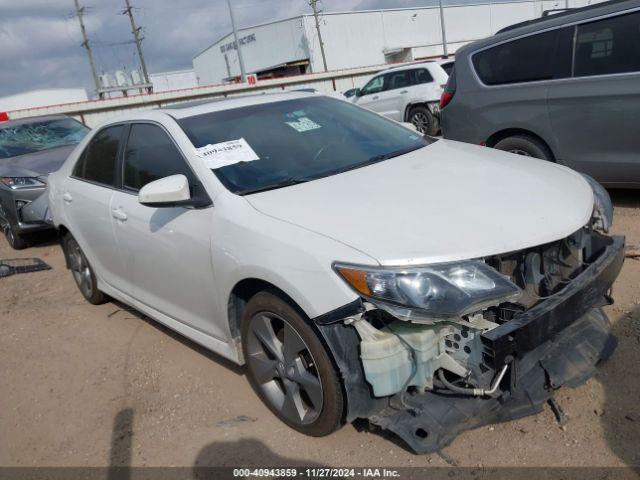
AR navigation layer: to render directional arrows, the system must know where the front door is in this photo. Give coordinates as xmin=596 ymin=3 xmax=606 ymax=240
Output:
xmin=110 ymin=123 xmax=224 ymax=339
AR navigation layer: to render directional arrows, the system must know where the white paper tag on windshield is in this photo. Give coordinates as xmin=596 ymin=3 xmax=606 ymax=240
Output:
xmin=285 ymin=117 xmax=321 ymax=133
xmin=195 ymin=138 xmax=259 ymax=168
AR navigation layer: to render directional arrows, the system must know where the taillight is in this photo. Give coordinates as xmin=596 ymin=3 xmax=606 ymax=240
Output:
xmin=439 ymin=91 xmax=454 ymax=109
xmin=0 ymin=112 xmax=9 ymax=122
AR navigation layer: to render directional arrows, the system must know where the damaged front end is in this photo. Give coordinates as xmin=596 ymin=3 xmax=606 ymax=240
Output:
xmin=314 ymin=224 xmax=624 ymax=454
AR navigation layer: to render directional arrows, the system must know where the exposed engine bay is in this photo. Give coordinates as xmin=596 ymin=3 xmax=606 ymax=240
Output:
xmin=347 ymin=227 xmax=612 ymax=398
xmin=315 ymin=223 xmax=624 ymax=453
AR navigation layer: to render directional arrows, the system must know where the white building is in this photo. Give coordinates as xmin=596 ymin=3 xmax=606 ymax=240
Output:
xmin=193 ymin=0 xmax=604 ymax=86
xmin=149 ymin=69 xmax=199 ymax=93
xmin=0 ymin=88 xmax=89 ymax=112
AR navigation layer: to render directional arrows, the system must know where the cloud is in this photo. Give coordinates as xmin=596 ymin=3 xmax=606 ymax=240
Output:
xmin=0 ymin=0 xmax=451 ymax=98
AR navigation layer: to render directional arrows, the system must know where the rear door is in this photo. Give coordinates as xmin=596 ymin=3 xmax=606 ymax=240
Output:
xmin=110 ymin=122 xmax=224 ymax=339
xmin=547 ymin=10 xmax=640 ymax=185
xmin=62 ymin=124 xmax=127 ymax=288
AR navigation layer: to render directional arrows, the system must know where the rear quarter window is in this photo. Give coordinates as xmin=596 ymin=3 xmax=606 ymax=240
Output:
xmin=472 ymin=27 xmax=573 ymax=85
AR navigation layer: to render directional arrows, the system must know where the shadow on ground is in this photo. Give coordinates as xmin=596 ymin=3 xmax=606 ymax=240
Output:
xmin=600 ymin=305 xmax=640 ymax=470
xmin=107 ymin=299 xmax=244 ymax=376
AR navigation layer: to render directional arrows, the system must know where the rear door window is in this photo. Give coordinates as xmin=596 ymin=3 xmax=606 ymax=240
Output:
xmin=384 ymin=70 xmax=411 ymax=90
xmin=123 ymin=123 xmax=196 ymax=192
xmin=73 ymin=125 xmax=124 ymax=187
xmin=574 ymin=11 xmax=640 ymax=77
xmin=473 ymin=27 xmax=573 ymax=85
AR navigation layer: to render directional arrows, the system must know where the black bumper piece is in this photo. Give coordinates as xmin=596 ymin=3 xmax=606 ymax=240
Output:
xmin=481 ymin=235 xmax=624 ymax=368
xmin=369 ymin=307 xmax=617 ymax=454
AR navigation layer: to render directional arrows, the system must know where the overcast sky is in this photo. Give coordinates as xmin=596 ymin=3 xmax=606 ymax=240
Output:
xmin=0 ymin=0 xmax=474 ymax=98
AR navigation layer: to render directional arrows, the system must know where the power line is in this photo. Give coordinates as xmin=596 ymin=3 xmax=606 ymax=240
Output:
xmin=309 ymin=0 xmax=328 ymax=72
xmin=226 ymin=0 xmax=247 ymax=82
xmin=73 ymin=0 xmax=100 ymax=94
xmin=122 ymin=0 xmax=150 ymax=85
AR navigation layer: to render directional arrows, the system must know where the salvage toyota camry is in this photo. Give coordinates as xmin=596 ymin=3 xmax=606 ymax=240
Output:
xmin=47 ymin=92 xmax=623 ymax=453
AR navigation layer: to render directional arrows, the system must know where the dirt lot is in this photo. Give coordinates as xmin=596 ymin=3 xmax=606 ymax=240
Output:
xmin=1 ymin=192 xmax=639 ymax=471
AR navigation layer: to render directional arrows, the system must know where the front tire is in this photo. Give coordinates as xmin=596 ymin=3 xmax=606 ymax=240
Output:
xmin=241 ymin=291 xmax=344 ymax=437
xmin=62 ymin=233 xmax=107 ymax=305
xmin=494 ymin=134 xmax=553 ymax=161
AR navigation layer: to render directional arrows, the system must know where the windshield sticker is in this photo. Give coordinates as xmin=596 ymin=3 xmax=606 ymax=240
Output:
xmin=285 ymin=117 xmax=321 ymax=133
xmin=195 ymin=138 xmax=259 ymax=168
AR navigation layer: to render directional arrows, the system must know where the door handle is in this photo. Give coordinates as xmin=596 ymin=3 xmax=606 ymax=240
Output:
xmin=111 ymin=208 xmax=128 ymax=221
xmin=372 ymin=95 xmax=379 ymax=100
xmin=399 ymin=90 xmax=408 ymax=94
xmin=62 ymin=192 xmax=73 ymax=203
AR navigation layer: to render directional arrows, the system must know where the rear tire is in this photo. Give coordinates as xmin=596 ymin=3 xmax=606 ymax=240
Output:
xmin=4 ymin=225 xmax=29 ymax=250
xmin=241 ymin=291 xmax=344 ymax=437
xmin=408 ymin=105 xmax=440 ymax=136
xmin=494 ymin=135 xmax=553 ymax=161
xmin=62 ymin=233 xmax=107 ymax=305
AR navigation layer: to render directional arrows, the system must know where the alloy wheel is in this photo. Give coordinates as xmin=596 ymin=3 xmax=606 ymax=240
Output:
xmin=245 ymin=312 xmax=323 ymax=426
xmin=68 ymin=239 xmax=94 ymax=298
xmin=411 ymin=112 xmax=430 ymax=134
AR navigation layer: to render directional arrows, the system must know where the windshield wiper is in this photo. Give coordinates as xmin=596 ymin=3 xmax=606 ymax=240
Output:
xmin=237 ymin=176 xmax=311 ymax=195
xmin=321 ymin=144 xmax=427 ymax=178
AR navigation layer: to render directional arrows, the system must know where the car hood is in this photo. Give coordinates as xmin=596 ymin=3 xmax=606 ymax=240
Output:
xmin=245 ymin=140 xmax=594 ymax=266
xmin=0 ymin=144 xmax=76 ymax=178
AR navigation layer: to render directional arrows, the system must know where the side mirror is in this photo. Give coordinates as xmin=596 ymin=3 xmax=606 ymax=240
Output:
xmin=138 ymin=174 xmax=191 ymax=207
xmin=354 ymin=88 xmax=362 ymax=97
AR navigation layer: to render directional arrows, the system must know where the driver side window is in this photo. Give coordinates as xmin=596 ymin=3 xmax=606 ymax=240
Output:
xmin=123 ymin=123 xmax=196 ymax=192
xmin=360 ymin=75 xmax=384 ymax=96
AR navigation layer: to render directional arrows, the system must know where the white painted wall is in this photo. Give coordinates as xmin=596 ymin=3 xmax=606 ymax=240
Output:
xmin=0 ymin=88 xmax=88 ymax=112
xmin=149 ymin=69 xmax=198 ymax=92
xmin=193 ymin=0 xmax=609 ymax=85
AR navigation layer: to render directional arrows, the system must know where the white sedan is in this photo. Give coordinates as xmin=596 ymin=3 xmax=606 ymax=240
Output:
xmin=47 ymin=92 xmax=623 ymax=453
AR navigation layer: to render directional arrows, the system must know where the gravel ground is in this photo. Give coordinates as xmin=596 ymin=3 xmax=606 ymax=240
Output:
xmin=0 ymin=191 xmax=639 ymax=470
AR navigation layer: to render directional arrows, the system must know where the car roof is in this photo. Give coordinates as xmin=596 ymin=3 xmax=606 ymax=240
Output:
xmin=460 ymin=0 xmax=639 ymax=53
xmin=0 ymin=114 xmax=72 ymax=129
xmin=161 ymin=91 xmax=316 ymax=119
xmin=379 ymin=61 xmax=437 ymax=75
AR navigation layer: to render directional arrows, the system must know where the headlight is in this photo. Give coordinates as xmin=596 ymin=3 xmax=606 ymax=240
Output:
xmin=333 ymin=261 xmax=521 ymax=321
xmin=0 ymin=177 xmax=46 ymax=190
xmin=582 ymin=174 xmax=613 ymax=232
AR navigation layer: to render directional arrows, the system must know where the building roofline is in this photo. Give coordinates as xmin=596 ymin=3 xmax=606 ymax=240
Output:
xmin=192 ymin=0 xmax=538 ymax=60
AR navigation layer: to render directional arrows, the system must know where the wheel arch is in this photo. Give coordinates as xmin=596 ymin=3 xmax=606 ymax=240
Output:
xmin=227 ymin=277 xmax=311 ymax=346
xmin=485 ymin=128 xmax=556 ymax=161
xmin=403 ymin=102 xmax=428 ymax=122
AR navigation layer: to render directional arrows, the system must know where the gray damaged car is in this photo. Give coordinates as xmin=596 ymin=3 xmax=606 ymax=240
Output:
xmin=0 ymin=115 xmax=89 ymax=249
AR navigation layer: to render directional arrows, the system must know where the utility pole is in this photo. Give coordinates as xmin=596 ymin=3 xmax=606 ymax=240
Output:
xmin=73 ymin=0 xmax=100 ymax=94
xmin=438 ymin=0 xmax=448 ymax=57
xmin=123 ymin=0 xmax=150 ymax=86
xmin=309 ymin=0 xmax=329 ymax=71
xmin=226 ymin=0 xmax=246 ymax=82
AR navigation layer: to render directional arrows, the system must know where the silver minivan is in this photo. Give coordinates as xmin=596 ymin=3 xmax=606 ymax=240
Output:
xmin=440 ymin=0 xmax=640 ymax=188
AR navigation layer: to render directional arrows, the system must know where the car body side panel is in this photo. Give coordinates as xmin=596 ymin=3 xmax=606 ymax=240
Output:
xmin=547 ymin=73 xmax=640 ymax=186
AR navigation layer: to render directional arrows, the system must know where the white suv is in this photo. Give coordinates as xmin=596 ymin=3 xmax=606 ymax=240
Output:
xmin=47 ymin=92 xmax=622 ymax=454
xmin=350 ymin=62 xmax=449 ymax=135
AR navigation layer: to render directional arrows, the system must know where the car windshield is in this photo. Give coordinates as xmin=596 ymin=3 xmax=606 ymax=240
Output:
xmin=0 ymin=118 xmax=89 ymax=159
xmin=178 ymin=96 xmax=432 ymax=195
